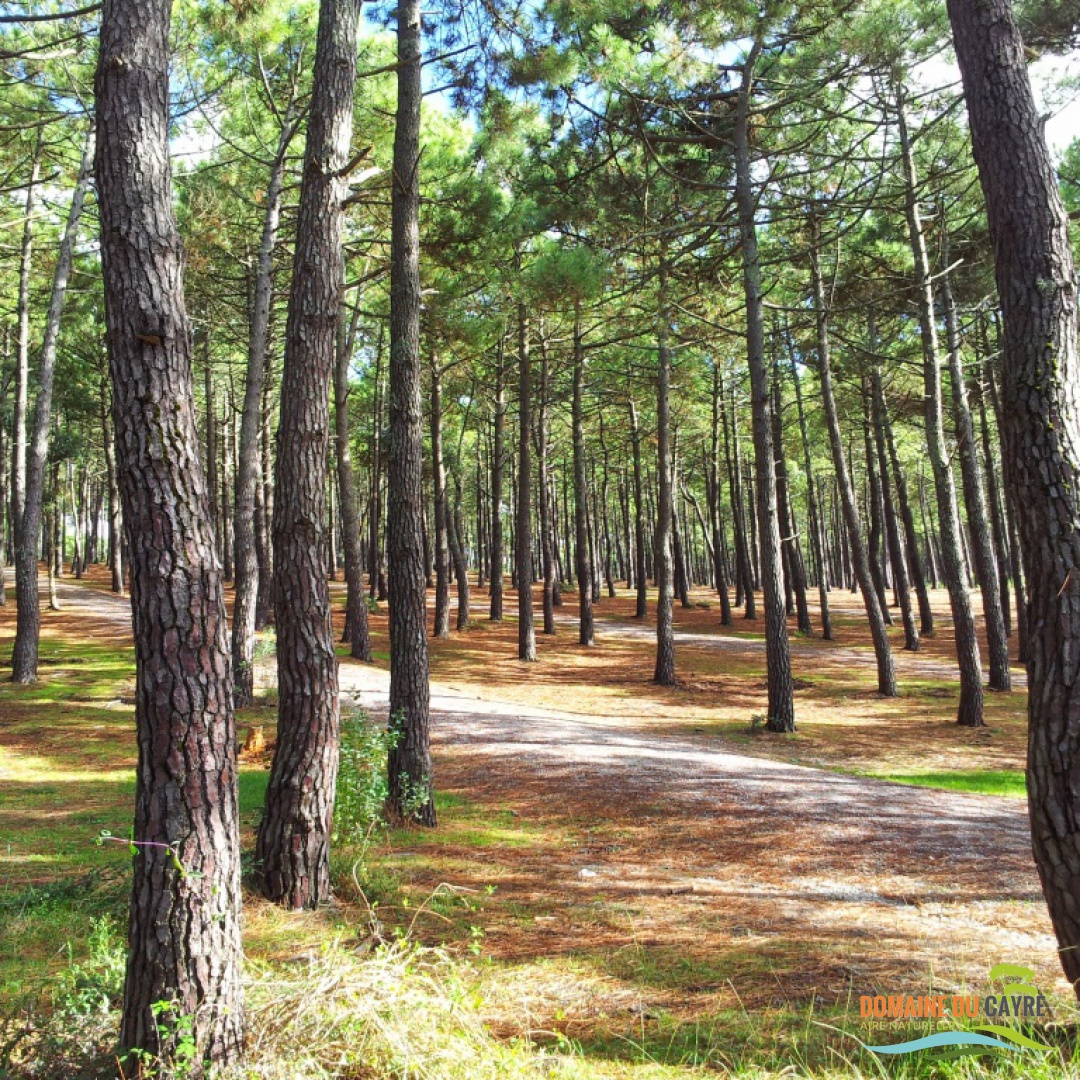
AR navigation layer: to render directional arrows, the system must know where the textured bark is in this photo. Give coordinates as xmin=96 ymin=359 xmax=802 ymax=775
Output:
xmin=941 ymin=259 xmax=1011 ymax=691
xmin=721 ymin=374 xmax=755 ymax=616
xmin=599 ymin=426 xmax=617 ymax=599
xmin=948 ymin=0 xmax=1080 ymax=990
xmin=538 ymin=338 xmax=557 ymax=634
xmin=431 ymin=355 xmax=451 ymax=639
xmin=882 ymin=403 xmax=933 ymax=635
xmin=257 ymin=0 xmax=360 ymax=906
xmin=0 ymin=327 xmax=8 ymax=607
xmin=972 ymin=344 xmax=1012 ymax=637
xmin=101 ymin=380 xmax=124 ymax=595
xmin=810 ymin=220 xmax=896 ymax=697
xmin=734 ymin=53 xmax=793 ymax=729
xmin=489 ymin=337 xmax=505 ymax=619
xmin=336 ymin=299 xmax=372 ymax=661
xmin=48 ymin=465 xmax=61 ymax=611
xmin=94 ymin=0 xmax=244 ymax=1064
xmin=653 ymin=269 xmax=675 ymax=686
xmin=10 ymin=142 xmax=40 ymax=546
xmin=771 ymin=365 xmax=811 ymax=633
xmin=367 ymin=328 xmax=386 ymax=601
xmin=871 ymin=368 xmax=919 ymax=652
xmin=895 ymin=81 xmax=983 ymax=726
xmin=204 ymin=357 xmax=218 ymax=551
xmin=986 ymin=360 xmax=1030 ymax=662
xmin=516 ymin=303 xmax=537 ymax=661
xmin=450 ymin=471 xmax=470 ymax=630
xmin=233 ymin=118 xmax=295 ymax=705
xmin=255 ymin=351 xmax=275 ymax=627
xmin=572 ymin=309 xmax=594 ymax=647
xmin=709 ymin=365 xmax=733 ymax=625
xmin=386 ymin=0 xmax=434 ymax=825
xmin=791 ymin=352 xmax=831 ymax=639
xmin=629 ymin=396 xmax=648 ymax=619
xmin=861 ymin=382 xmax=892 ymax=626
xmin=12 ymin=133 xmax=94 ymax=683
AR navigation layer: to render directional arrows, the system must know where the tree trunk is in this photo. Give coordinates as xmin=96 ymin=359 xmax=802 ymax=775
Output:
xmin=538 ymin=338 xmax=557 ymax=634
xmin=722 ymin=373 xmax=755 ymax=616
xmin=101 ymin=379 xmax=124 ymax=594
xmin=0 ymin=327 xmax=9 ymax=607
xmin=336 ymin=296 xmax=373 ymax=661
xmin=233 ymin=118 xmax=293 ymax=702
xmin=12 ymin=133 xmax=93 ymax=683
xmin=895 ymin=79 xmax=983 ymax=726
xmin=629 ymin=396 xmax=648 ymax=619
xmin=431 ymin=354 xmax=451 ymax=639
xmin=809 ymin=217 xmax=896 ymax=696
xmin=880 ymin=404 xmax=934 ymax=636
xmin=941 ymin=254 xmax=1011 ymax=691
xmin=870 ymin=367 xmax=919 ymax=651
xmin=450 ymin=471 xmax=470 ymax=629
xmin=255 ymin=349 xmax=276 ymax=627
xmin=734 ymin=51 xmax=793 ymax=728
xmin=490 ymin=337 xmax=505 ymax=619
xmin=95 ymin=0 xmax=244 ymax=1063
xmin=386 ymin=0 xmax=434 ymax=825
xmin=790 ymin=350 xmax=831 ymax=639
xmin=709 ymin=365 xmax=733 ymax=625
xmin=516 ymin=302 xmax=537 ymax=660
xmin=10 ymin=143 xmax=41 ymax=551
xmin=861 ymin=380 xmax=893 ymax=626
xmin=204 ymin=353 xmax=218 ymax=556
xmin=771 ymin=361 xmax=811 ymax=633
xmin=653 ymin=267 xmax=675 ymax=685
xmin=985 ymin=358 xmax=1030 ymax=662
xmin=572 ymin=307 xmax=594 ymax=646
xmin=972 ymin=336 xmax=1012 ymax=638
xmin=257 ymin=0 xmax=361 ymax=905
xmin=368 ymin=325 xmax=385 ymax=600
xmin=948 ymin=0 xmax=1080 ymax=989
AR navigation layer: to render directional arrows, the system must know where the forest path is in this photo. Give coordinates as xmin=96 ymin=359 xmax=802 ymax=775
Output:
xmin=51 ymin=576 xmax=1056 ymax=1000
xmin=582 ymin=591 xmax=1029 ymax=690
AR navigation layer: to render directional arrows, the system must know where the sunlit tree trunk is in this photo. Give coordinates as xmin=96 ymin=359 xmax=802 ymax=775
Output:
xmin=386 ymin=0 xmax=435 ymax=824
xmin=12 ymin=133 xmax=93 ymax=683
xmin=233 ymin=115 xmax=296 ymax=704
xmin=95 ymin=0 xmax=244 ymax=1063
xmin=948 ymin=0 xmax=1080 ymax=990
xmin=734 ymin=47 xmax=793 ymax=727
xmin=895 ymin=79 xmax=983 ymax=726
xmin=941 ymin=252 xmax=1011 ymax=691
xmin=572 ymin=306 xmax=594 ymax=646
xmin=516 ymin=303 xmax=537 ymax=661
xmin=336 ymin=297 xmax=372 ymax=660
xmin=257 ymin=0 xmax=361 ymax=903
xmin=431 ymin=354 xmax=451 ymax=639
xmin=810 ymin=216 xmax=896 ymax=696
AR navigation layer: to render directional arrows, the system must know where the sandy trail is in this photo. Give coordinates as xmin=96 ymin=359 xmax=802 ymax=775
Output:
xmin=49 ymin=577 xmax=1057 ymax=1001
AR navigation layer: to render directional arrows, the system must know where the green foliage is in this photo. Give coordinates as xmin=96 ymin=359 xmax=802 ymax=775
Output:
xmin=333 ymin=708 xmax=399 ymax=844
xmin=52 ymin=917 xmax=126 ymax=1023
xmin=1061 ymin=138 xmax=1080 ymax=212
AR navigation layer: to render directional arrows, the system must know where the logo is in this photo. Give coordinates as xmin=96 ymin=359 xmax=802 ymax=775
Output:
xmin=859 ymin=964 xmax=1055 ymax=1060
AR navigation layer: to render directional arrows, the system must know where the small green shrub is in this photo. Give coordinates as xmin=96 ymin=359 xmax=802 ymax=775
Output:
xmin=334 ymin=708 xmax=398 ymax=844
xmin=252 ymin=630 xmax=277 ymax=661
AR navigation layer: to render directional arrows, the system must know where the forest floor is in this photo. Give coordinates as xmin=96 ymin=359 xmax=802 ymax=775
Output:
xmin=1 ymin=567 xmax=1073 ymax=1078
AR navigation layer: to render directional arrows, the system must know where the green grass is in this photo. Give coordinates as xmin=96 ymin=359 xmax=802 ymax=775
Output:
xmin=0 ymin=621 xmax=1066 ymax=1079
xmin=867 ymin=769 xmax=1027 ymax=798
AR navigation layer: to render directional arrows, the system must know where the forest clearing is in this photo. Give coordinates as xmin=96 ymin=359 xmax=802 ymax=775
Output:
xmin=2 ymin=0 xmax=1080 ymax=1076
xmin=0 ymin=571 xmax=1069 ymax=1077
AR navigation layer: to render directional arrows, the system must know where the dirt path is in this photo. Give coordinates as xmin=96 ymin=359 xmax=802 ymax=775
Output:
xmin=45 ymin=576 xmax=1059 ymax=1006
